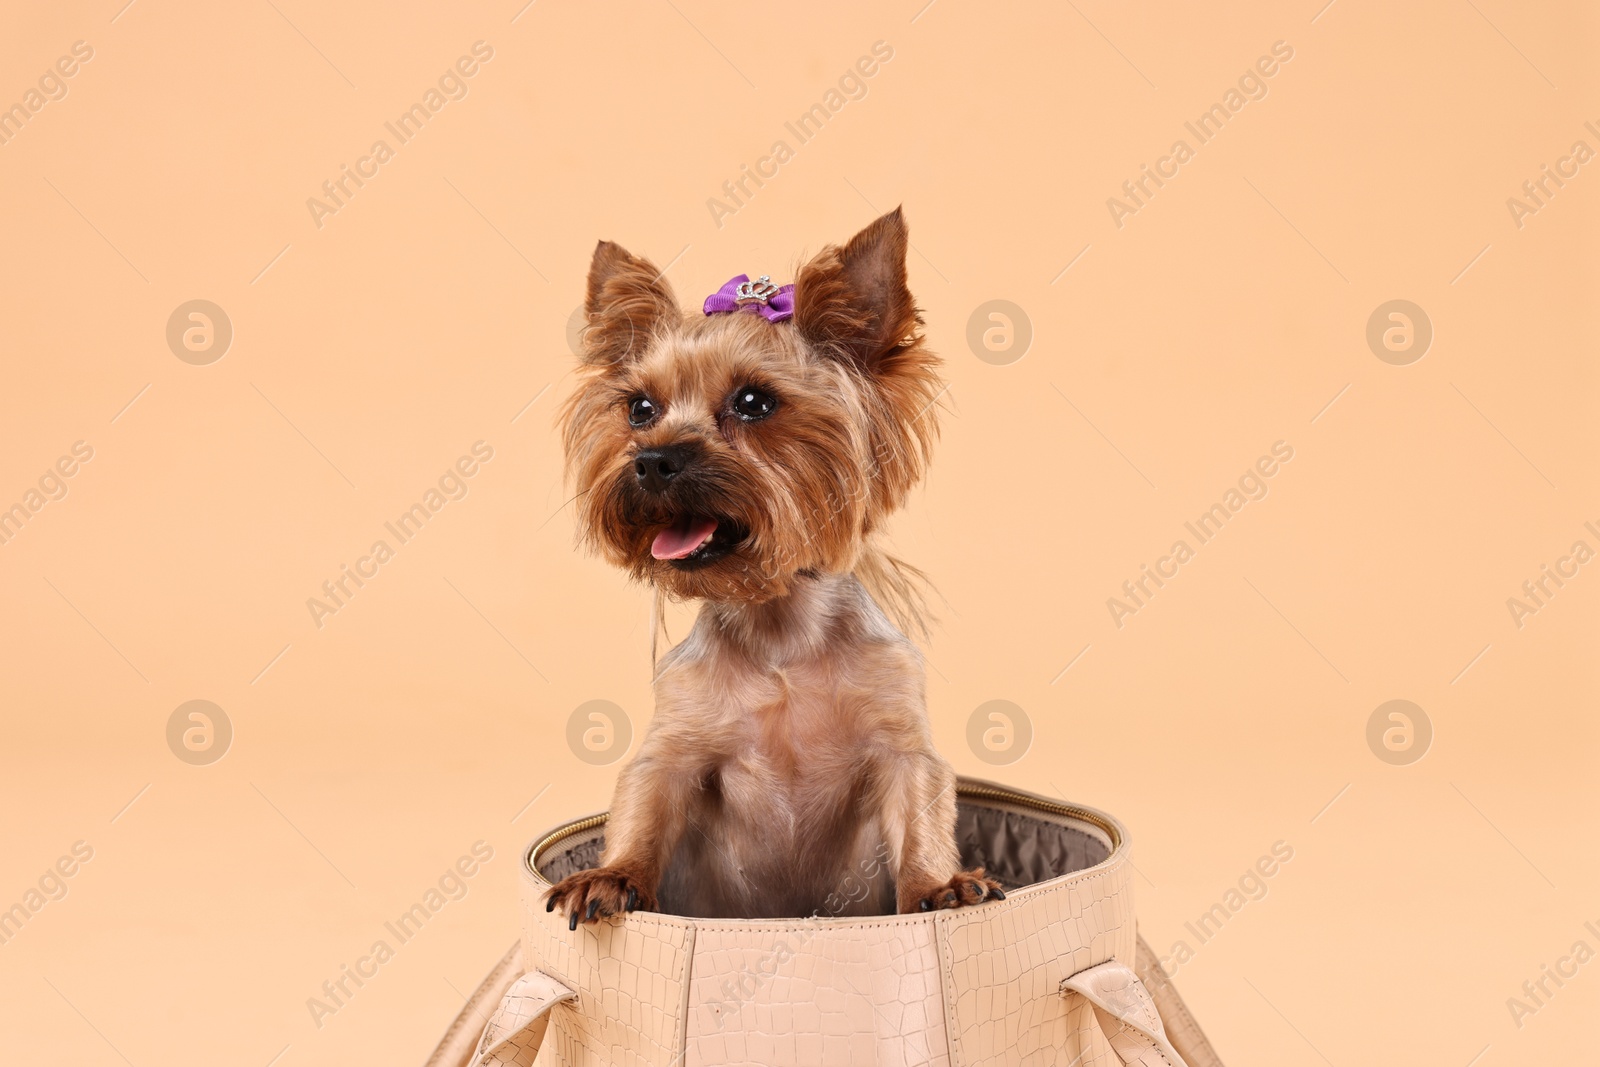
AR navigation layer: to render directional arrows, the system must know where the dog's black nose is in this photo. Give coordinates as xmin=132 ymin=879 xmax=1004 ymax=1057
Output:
xmin=634 ymin=446 xmax=690 ymax=494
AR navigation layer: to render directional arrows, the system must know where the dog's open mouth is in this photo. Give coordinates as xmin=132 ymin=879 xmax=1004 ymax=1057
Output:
xmin=650 ymin=515 xmax=747 ymax=569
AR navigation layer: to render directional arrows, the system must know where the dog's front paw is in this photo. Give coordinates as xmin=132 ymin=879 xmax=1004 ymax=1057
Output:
xmin=545 ymin=866 xmax=656 ymax=930
xmin=906 ymin=867 xmax=1006 ymax=912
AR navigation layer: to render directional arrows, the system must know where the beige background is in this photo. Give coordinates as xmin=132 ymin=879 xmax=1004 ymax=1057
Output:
xmin=1 ymin=1 xmax=1596 ymax=1063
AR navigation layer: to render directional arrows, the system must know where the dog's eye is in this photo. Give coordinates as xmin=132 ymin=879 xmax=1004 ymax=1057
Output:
xmin=627 ymin=396 xmax=658 ymax=427
xmin=731 ymin=387 xmax=776 ymax=422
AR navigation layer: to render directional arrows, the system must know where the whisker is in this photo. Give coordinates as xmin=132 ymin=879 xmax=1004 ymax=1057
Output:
xmin=536 ymin=484 xmax=594 ymax=532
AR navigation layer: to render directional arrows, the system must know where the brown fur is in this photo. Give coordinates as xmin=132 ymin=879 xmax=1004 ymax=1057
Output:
xmin=546 ymin=209 xmax=1000 ymax=923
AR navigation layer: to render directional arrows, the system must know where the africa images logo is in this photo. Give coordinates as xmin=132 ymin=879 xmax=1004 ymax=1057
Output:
xmin=306 ymin=42 xmax=495 ymax=230
xmin=1105 ymin=40 xmax=1295 ymax=229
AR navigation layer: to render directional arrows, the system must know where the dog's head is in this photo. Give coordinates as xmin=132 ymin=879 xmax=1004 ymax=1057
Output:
xmin=561 ymin=208 xmax=941 ymax=604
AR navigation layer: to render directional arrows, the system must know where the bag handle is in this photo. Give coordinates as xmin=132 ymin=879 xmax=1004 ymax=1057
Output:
xmin=1062 ymin=959 xmax=1190 ymax=1067
xmin=471 ymin=969 xmax=577 ymax=1066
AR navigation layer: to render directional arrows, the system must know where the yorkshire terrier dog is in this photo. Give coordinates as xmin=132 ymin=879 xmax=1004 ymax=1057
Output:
xmin=546 ymin=209 xmax=1002 ymax=925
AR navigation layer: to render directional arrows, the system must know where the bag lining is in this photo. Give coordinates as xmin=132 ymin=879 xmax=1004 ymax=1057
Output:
xmin=533 ymin=798 xmax=1111 ymax=909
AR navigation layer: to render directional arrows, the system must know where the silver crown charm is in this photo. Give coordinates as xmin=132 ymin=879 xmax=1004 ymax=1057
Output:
xmin=734 ymin=275 xmax=780 ymax=305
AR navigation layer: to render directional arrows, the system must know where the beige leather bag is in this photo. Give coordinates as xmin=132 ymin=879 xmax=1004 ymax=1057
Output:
xmin=427 ymin=778 xmax=1224 ymax=1067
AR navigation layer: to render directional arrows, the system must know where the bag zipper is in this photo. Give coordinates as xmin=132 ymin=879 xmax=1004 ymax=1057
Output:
xmin=530 ymin=782 xmax=1121 ymax=875
xmin=955 ymin=781 xmax=1123 ymax=851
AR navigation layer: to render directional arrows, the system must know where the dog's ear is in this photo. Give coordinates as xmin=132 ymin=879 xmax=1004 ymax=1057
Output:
xmin=796 ymin=207 xmax=942 ymax=523
xmin=581 ymin=241 xmax=680 ymax=367
xmin=794 ymin=207 xmax=920 ymax=370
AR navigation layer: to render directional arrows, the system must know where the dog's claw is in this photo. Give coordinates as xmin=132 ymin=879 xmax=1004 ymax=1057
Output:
xmin=548 ymin=867 xmax=651 ymax=929
xmin=990 ymin=886 xmax=1006 ymax=900
xmin=919 ymin=898 xmax=932 ymax=911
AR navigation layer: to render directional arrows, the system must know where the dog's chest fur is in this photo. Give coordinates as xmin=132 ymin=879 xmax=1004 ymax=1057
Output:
xmin=651 ymin=574 xmax=925 ymax=918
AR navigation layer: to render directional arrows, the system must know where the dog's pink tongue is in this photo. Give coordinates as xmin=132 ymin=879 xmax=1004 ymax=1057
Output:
xmin=651 ymin=516 xmax=719 ymax=560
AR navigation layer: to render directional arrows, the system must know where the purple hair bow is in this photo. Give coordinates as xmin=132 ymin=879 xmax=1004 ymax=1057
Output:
xmin=703 ymin=274 xmax=795 ymax=323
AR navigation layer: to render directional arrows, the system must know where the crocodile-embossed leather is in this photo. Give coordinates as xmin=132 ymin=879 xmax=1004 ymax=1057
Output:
xmin=941 ymin=855 xmax=1137 ymax=1064
xmin=1134 ymin=935 xmax=1223 ymax=1067
xmin=521 ymin=866 xmax=698 ymax=1066
xmin=428 ymin=780 xmax=1222 ymax=1067
xmin=472 ymin=969 xmax=578 ymax=1066
xmin=686 ymin=915 xmax=951 ymax=1066
xmin=1062 ymin=960 xmax=1186 ymax=1066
